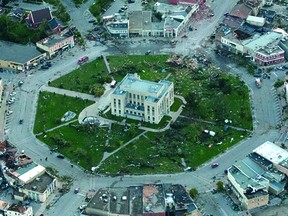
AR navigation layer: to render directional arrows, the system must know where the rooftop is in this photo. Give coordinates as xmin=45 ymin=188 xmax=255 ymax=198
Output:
xmin=257 ymin=45 xmax=284 ymax=56
xmin=143 ymin=184 xmax=165 ymax=214
xmin=7 ymin=204 xmax=28 ymax=214
xmin=230 ymin=3 xmax=252 ymax=19
xmin=129 ymin=11 xmax=151 ymax=31
xmin=0 ymin=41 xmax=44 ymax=64
xmin=18 ymin=163 xmax=45 ymax=184
xmin=36 ymin=32 xmax=73 ymax=48
xmin=30 ymin=8 xmax=52 ymax=24
xmin=86 ymin=187 xmax=131 ymax=215
xmin=228 ymin=165 xmax=267 ymax=191
xmin=114 ymin=74 xmax=172 ymax=99
xmin=249 ymin=152 xmax=272 ymax=167
xmin=244 ymin=189 xmax=268 ymax=199
xmin=244 ymin=32 xmax=282 ymax=50
xmin=23 ymin=172 xmax=54 ymax=193
xmin=253 ymin=141 xmax=288 ymax=165
xmin=0 ymin=200 xmax=9 ymax=211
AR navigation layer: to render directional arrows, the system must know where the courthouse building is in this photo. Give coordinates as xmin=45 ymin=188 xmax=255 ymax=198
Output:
xmin=111 ymin=74 xmax=174 ymax=124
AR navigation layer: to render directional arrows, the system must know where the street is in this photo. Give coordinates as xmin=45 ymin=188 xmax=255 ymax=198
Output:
xmin=0 ymin=0 xmax=286 ymax=215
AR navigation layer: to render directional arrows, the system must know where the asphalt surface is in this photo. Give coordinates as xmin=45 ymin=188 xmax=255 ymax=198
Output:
xmin=1 ymin=0 xmax=285 ymax=216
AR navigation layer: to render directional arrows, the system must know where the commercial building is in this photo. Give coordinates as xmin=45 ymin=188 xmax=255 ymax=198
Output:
xmin=221 ymin=31 xmax=283 ymax=66
xmin=0 ymin=201 xmax=33 ymax=216
xmin=228 ymin=141 xmax=288 ymax=210
xmin=0 ymin=41 xmax=46 ymax=71
xmin=111 ymin=74 xmax=174 ymax=124
xmin=105 ymin=19 xmax=129 ymax=38
xmin=85 ymin=184 xmax=200 ymax=216
xmin=3 ymin=160 xmax=57 ymax=203
xmin=253 ymin=141 xmax=288 ymax=176
xmin=36 ymin=30 xmax=74 ymax=57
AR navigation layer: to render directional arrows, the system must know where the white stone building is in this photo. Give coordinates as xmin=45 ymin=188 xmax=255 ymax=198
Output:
xmin=111 ymin=74 xmax=174 ymax=124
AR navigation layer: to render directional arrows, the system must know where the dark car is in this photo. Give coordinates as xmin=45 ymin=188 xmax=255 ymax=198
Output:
xmin=57 ymin=154 xmax=65 ymax=159
xmin=211 ymin=163 xmax=219 ymax=168
xmin=41 ymin=65 xmax=49 ymax=70
xmin=46 ymin=61 xmax=52 ymax=67
xmin=88 ymin=20 xmax=96 ymax=23
xmin=19 ymin=119 xmax=23 ymax=124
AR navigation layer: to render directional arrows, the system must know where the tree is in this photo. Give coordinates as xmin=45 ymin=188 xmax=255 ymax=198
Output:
xmin=216 ymin=181 xmax=224 ymax=192
xmin=189 ymin=188 xmax=199 ymax=199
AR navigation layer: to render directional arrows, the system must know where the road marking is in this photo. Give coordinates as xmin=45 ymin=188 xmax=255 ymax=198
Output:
xmin=273 ymin=72 xmax=278 ymax=77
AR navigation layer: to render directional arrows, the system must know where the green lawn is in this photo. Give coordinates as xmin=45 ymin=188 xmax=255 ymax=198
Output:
xmin=37 ymin=122 xmax=144 ymax=170
xmin=34 ymin=92 xmax=94 ymax=134
xmin=98 ymin=119 xmax=249 ymax=175
xmin=37 ymin=54 xmax=253 ymax=174
xmin=37 ymin=123 xmax=107 ymax=169
xmin=49 ymin=58 xmax=111 ymax=94
xmin=170 ymin=97 xmax=183 ymax=112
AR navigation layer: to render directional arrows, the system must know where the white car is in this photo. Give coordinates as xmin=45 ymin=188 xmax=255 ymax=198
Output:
xmin=10 ymin=92 xmax=16 ymax=96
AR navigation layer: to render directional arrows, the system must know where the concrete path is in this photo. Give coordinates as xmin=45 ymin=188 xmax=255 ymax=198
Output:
xmin=103 ymin=55 xmax=112 ymax=74
xmin=41 ymin=85 xmax=98 ymax=101
xmin=78 ymin=84 xmax=114 ymax=124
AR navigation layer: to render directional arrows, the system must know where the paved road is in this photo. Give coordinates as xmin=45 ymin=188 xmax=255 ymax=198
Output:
xmin=1 ymin=0 xmax=283 ymax=215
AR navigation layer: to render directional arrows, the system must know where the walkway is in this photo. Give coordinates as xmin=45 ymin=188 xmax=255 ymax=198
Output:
xmin=41 ymin=85 xmax=98 ymax=101
xmin=103 ymin=55 xmax=112 ymax=74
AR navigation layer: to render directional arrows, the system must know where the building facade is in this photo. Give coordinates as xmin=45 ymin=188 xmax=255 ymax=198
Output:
xmin=5 ymin=204 xmax=33 ymax=216
xmin=105 ymin=19 xmax=129 ymax=38
xmin=254 ymin=46 xmax=285 ymax=66
xmin=36 ymin=32 xmax=74 ymax=57
xmin=111 ymin=74 xmax=174 ymax=124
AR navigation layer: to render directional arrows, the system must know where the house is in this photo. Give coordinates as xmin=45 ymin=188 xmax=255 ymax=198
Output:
xmin=48 ymin=18 xmax=65 ymax=34
xmin=244 ymin=0 xmax=266 ymax=16
xmin=246 ymin=16 xmax=265 ymax=27
xmin=6 ymin=204 xmax=33 ymax=216
xmin=111 ymin=73 xmax=174 ymax=124
xmin=8 ymin=8 xmax=25 ymax=22
xmin=0 ymin=40 xmax=46 ymax=71
xmin=36 ymin=30 xmax=74 ymax=57
xmin=26 ymin=8 xmax=53 ymax=28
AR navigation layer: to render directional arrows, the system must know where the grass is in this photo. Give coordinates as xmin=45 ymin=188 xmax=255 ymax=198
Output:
xmin=34 ymin=91 xmax=94 ymax=134
xmin=170 ymin=97 xmax=183 ymax=112
xmin=49 ymin=58 xmax=111 ymax=94
xmin=98 ymin=119 xmax=249 ymax=175
xmin=37 ymin=54 xmax=253 ymax=174
xmin=37 ymin=122 xmax=144 ymax=170
xmin=37 ymin=123 xmax=107 ymax=169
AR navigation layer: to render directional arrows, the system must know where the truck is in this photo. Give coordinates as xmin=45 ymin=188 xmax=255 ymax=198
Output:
xmin=77 ymin=56 xmax=89 ymax=65
xmin=255 ymin=78 xmax=262 ymax=88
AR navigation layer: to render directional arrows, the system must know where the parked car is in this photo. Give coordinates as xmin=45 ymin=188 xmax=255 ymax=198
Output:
xmin=74 ymin=188 xmax=80 ymax=194
xmin=19 ymin=119 xmax=23 ymax=124
xmin=211 ymin=163 xmax=219 ymax=168
xmin=41 ymin=65 xmax=49 ymax=70
xmin=57 ymin=154 xmax=65 ymax=159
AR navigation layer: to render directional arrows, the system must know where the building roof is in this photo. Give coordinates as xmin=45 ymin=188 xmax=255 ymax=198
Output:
xmin=257 ymin=45 xmax=284 ymax=56
xmin=23 ymin=172 xmax=54 ymax=193
xmin=247 ymin=15 xmax=265 ymax=24
xmin=244 ymin=189 xmax=268 ymax=199
xmin=249 ymin=152 xmax=272 ymax=167
xmin=18 ymin=164 xmax=45 ymax=184
xmin=36 ymin=33 xmax=73 ymax=48
xmin=0 ymin=200 xmax=9 ymax=211
xmin=253 ymin=141 xmax=288 ymax=165
xmin=7 ymin=204 xmax=28 ymax=213
xmin=30 ymin=8 xmax=52 ymax=24
xmin=170 ymin=0 xmax=198 ymax=4
xmin=244 ymin=32 xmax=282 ymax=51
xmin=113 ymin=74 xmax=173 ymax=101
xmin=143 ymin=184 xmax=165 ymax=214
xmin=48 ymin=17 xmax=64 ymax=30
xmin=230 ymin=3 xmax=252 ymax=19
xmin=0 ymin=41 xmax=44 ymax=64
xmin=223 ymin=15 xmax=244 ymax=29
